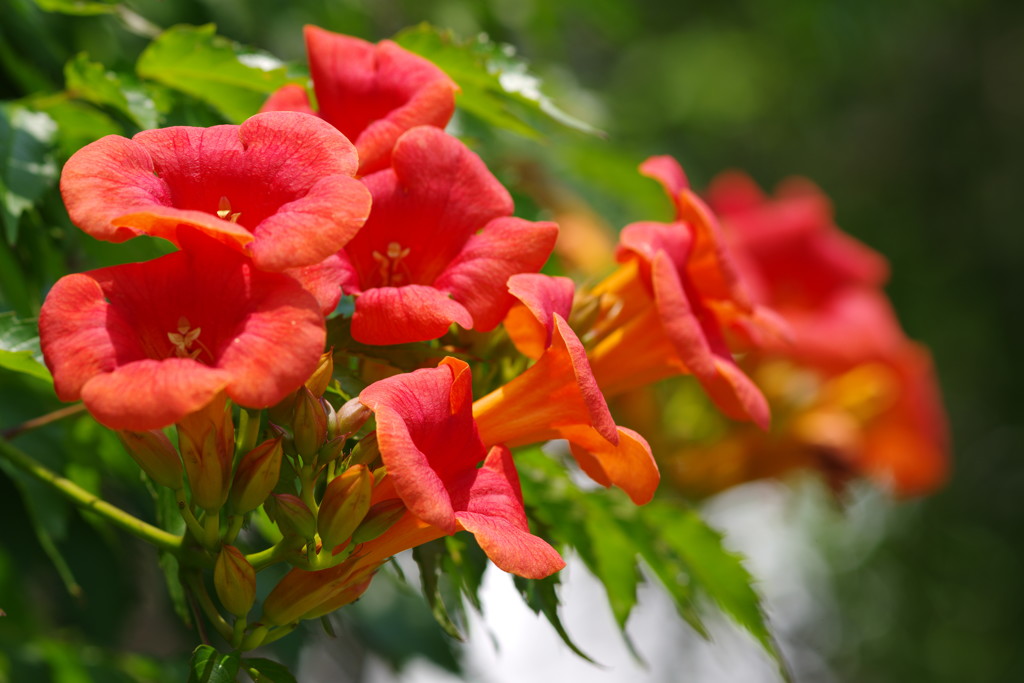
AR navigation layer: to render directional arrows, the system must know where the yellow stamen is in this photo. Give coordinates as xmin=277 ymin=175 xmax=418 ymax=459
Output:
xmin=370 ymin=241 xmax=412 ymax=286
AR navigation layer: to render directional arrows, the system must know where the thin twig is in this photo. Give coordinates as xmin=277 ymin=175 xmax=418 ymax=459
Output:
xmin=2 ymin=403 xmax=87 ymax=440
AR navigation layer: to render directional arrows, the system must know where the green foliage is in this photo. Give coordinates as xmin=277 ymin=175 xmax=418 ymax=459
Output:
xmin=0 ymin=312 xmax=50 ymax=383
xmin=187 ymin=645 xmax=240 ymax=683
xmin=0 ymin=103 xmax=57 ymax=245
xmin=413 ymin=539 xmax=466 ymax=639
xmin=32 ymin=0 xmax=119 ymax=16
xmin=241 ymin=657 xmax=298 ymax=683
xmin=395 ymin=24 xmax=602 ymax=140
xmin=65 ymin=52 xmax=163 ymax=130
xmin=136 ymin=24 xmax=297 ymax=124
xmin=515 ymin=447 xmax=782 ymax=665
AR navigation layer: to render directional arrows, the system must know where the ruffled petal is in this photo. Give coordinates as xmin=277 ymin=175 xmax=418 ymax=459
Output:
xmin=81 ymin=360 xmax=230 ymax=431
xmin=504 ymin=273 xmax=576 ymax=359
xmin=563 ymin=425 xmax=660 ymax=505
xmin=435 ymin=217 xmax=559 ymax=332
xmin=350 ymin=285 xmax=473 ymax=345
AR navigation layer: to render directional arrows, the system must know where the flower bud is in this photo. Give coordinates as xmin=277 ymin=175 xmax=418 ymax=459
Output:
xmin=331 ymin=397 xmax=372 ymax=441
xmin=317 ymin=465 xmax=372 ymax=552
xmin=317 ymin=436 xmax=347 ymax=465
xmin=177 ymin=395 xmax=233 ymax=512
xmin=116 ymin=429 xmax=183 ymax=490
xmin=269 ymin=493 xmax=317 ymax=540
xmin=351 ymin=499 xmax=406 ymax=545
xmin=348 ymin=432 xmax=380 ymax=467
xmin=228 ymin=438 xmax=283 ymax=514
xmin=292 ymin=387 xmax=328 ymax=459
xmin=304 ymin=350 xmax=334 ymax=398
xmin=213 ymin=545 xmax=256 ymax=617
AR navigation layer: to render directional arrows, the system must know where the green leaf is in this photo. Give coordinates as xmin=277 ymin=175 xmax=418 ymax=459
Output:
xmin=0 ymin=104 xmax=58 ymax=244
xmin=187 ymin=645 xmax=240 ymax=683
xmin=32 ymin=0 xmax=119 ymax=15
xmin=26 ymin=97 xmax=123 ymax=160
xmin=241 ymin=657 xmax=298 ymax=683
xmin=645 ymin=502 xmax=776 ymax=652
xmin=65 ymin=53 xmax=162 ymax=129
xmin=394 ymin=24 xmax=602 ymax=139
xmin=412 ymin=539 xmax=464 ymax=640
xmin=581 ymin=496 xmax=639 ymax=630
xmin=513 ymin=573 xmax=595 ymax=663
xmin=443 ymin=533 xmax=488 ymax=612
xmin=137 ymin=24 xmax=298 ymax=124
xmin=0 ymin=312 xmax=51 ymax=383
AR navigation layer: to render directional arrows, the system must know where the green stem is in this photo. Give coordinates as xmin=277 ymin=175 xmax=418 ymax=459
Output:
xmin=202 ymin=510 xmax=221 ymax=550
xmin=175 ymin=489 xmax=206 ymax=543
xmin=298 ymin=464 xmax=319 ymax=515
xmin=236 ymin=408 xmax=261 ymax=457
xmin=1 ymin=403 xmax=87 ymax=441
xmin=224 ymin=514 xmax=244 ymax=546
xmin=245 ymin=536 xmax=304 ymax=571
xmin=0 ymin=438 xmax=182 ymax=552
xmin=259 ymin=623 xmax=299 ymax=648
xmin=184 ymin=571 xmax=233 ymax=643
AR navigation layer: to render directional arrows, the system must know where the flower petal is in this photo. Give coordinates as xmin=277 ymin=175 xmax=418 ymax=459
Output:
xmin=564 ymin=425 xmax=660 ymax=505
xmin=504 ymin=273 xmax=576 ymax=359
xmin=435 ymin=217 xmax=559 ymax=332
xmin=350 ymin=285 xmax=473 ymax=345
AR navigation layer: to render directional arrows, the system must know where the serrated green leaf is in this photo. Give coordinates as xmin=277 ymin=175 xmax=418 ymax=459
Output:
xmin=647 ymin=503 xmax=774 ymax=651
xmin=581 ymin=496 xmax=639 ymax=630
xmin=443 ymin=533 xmax=488 ymax=612
xmin=513 ymin=573 xmax=595 ymax=663
xmin=394 ymin=24 xmax=602 ymax=139
xmin=241 ymin=657 xmax=298 ymax=683
xmin=412 ymin=539 xmax=464 ymax=640
xmin=0 ymin=104 xmax=58 ymax=244
xmin=32 ymin=0 xmax=118 ymax=15
xmin=137 ymin=24 xmax=297 ymax=124
xmin=65 ymin=53 xmax=162 ymax=129
xmin=0 ymin=312 xmax=51 ymax=383
xmin=187 ymin=645 xmax=240 ymax=683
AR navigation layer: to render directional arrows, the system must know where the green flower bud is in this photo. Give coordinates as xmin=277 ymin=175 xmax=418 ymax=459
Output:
xmin=116 ymin=429 xmax=183 ymax=490
xmin=177 ymin=396 xmax=233 ymax=512
xmin=332 ymin=397 xmax=372 ymax=441
xmin=317 ymin=465 xmax=372 ymax=553
xmin=269 ymin=494 xmax=316 ymax=540
xmin=213 ymin=545 xmax=256 ymax=617
xmin=351 ymin=499 xmax=406 ymax=545
xmin=292 ymin=387 xmax=328 ymax=459
xmin=228 ymin=438 xmax=283 ymax=514
xmin=348 ymin=432 xmax=380 ymax=467
xmin=317 ymin=436 xmax=347 ymax=464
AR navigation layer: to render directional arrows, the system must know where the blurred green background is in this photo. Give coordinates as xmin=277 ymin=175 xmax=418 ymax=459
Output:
xmin=2 ymin=0 xmax=1021 ymax=681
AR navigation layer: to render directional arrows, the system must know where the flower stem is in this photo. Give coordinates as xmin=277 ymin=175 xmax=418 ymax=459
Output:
xmin=175 ymin=489 xmax=207 ymax=543
xmin=1 ymin=403 xmax=87 ymax=441
xmin=246 ymin=536 xmax=304 ymax=571
xmin=0 ymin=438 xmax=182 ymax=552
xmin=184 ymin=570 xmax=233 ymax=643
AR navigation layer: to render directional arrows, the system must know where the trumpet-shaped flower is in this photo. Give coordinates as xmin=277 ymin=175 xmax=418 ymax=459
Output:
xmin=338 ymin=127 xmax=558 ymax=344
xmin=262 ymin=25 xmax=459 ymax=176
xmin=681 ymin=171 xmax=950 ymax=496
xmin=584 ymin=156 xmax=782 ymax=429
xmin=60 ymin=111 xmax=371 ymax=272
xmin=479 ymin=274 xmax=660 ymax=505
xmin=261 ymin=357 xmax=563 ymax=625
xmin=39 ymin=229 xmax=326 ymax=431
